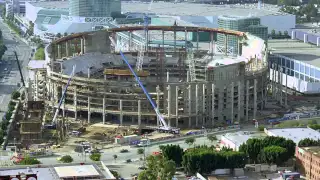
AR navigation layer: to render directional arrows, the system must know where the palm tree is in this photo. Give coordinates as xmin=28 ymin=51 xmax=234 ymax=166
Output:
xmin=137 ymin=148 xmax=144 ymax=160
xmin=185 ymin=137 xmax=195 ymax=147
xmin=207 ymin=135 xmax=217 ymax=144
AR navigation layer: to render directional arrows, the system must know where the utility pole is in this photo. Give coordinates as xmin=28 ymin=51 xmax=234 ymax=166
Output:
xmin=14 ymin=51 xmax=25 ymax=87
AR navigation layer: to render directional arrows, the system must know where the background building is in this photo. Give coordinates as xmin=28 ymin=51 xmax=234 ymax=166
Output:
xmin=296 ymin=146 xmax=320 ymax=180
xmin=265 ymin=127 xmax=320 ymax=144
xmin=217 ymin=15 xmax=268 ymax=55
xmin=69 ymin=0 xmax=121 ymax=17
xmin=220 ymin=131 xmax=262 ymax=151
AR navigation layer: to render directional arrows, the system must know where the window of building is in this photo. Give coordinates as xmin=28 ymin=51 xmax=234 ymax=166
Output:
xmin=315 ymin=69 xmax=320 ymax=79
xmin=310 ymin=67 xmax=315 ymax=77
xmin=290 ymin=61 xmax=294 ymax=69
xmin=286 ymin=59 xmax=291 ymax=69
xmin=294 ymin=61 xmax=299 ymax=71
xmin=300 ymin=74 xmax=305 ymax=81
xmin=306 ymin=66 xmax=310 ymax=75
xmin=295 ymin=72 xmax=299 ymax=78
xmin=282 ymin=58 xmax=286 ymax=66
xmin=300 ymin=64 xmax=305 ymax=73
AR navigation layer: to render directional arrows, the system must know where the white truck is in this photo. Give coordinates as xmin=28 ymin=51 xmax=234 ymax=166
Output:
xmin=137 ymin=139 xmax=150 ymax=147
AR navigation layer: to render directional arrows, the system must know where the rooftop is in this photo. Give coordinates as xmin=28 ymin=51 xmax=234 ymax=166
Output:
xmin=29 ymin=1 xmax=284 ymax=17
xmin=29 ymin=1 xmax=69 ymax=10
xmin=122 ymin=2 xmax=284 ymax=16
xmin=301 ymin=146 xmax=320 ymax=157
xmin=54 ymin=165 xmax=100 ymax=178
xmin=266 ymin=128 xmax=320 ymax=144
xmin=268 ymin=39 xmax=320 ymax=68
xmin=222 ymin=131 xmax=265 ymax=147
xmin=0 ymin=167 xmax=55 ymax=180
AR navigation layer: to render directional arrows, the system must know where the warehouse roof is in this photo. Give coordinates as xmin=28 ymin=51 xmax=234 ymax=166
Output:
xmin=54 ymin=165 xmax=100 ymax=178
xmin=122 ymin=2 xmax=285 ymax=16
xmin=266 ymin=128 xmax=320 ymax=144
xmin=29 ymin=1 xmax=285 ymax=17
xmin=221 ymin=131 xmax=265 ymax=147
xmin=268 ymin=39 xmax=320 ymax=68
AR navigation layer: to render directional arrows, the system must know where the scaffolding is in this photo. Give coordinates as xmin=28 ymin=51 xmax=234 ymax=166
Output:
xmin=187 ymin=46 xmax=196 ymax=81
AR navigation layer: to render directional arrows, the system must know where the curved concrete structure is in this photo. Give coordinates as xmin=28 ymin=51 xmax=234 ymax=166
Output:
xmin=40 ymin=26 xmax=269 ymax=128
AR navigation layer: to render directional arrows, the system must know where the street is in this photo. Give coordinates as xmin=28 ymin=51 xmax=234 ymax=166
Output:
xmin=0 ymin=19 xmax=32 ymax=119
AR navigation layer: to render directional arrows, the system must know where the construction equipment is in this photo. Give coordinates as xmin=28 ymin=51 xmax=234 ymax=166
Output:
xmin=187 ymin=46 xmax=196 ymax=81
xmin=109 ymin=37 xmax=180 ymax=134
xmin=14 ymin=51 xmax=25 ymax=87
xmin=52 ymin=66 xmax=76 ymax=124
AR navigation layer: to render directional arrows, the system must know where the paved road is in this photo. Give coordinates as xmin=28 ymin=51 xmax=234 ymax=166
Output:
xmin=0 ymin=18 xmax=32 ymax=120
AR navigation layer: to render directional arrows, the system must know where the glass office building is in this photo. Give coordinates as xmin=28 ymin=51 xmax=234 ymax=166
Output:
xmin=69 ymin=0 xmax=121 ymax=17
xmin=217 ymin=15 xmax=268 ymax=55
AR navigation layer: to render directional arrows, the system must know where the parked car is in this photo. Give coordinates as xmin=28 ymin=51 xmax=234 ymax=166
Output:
xmin=120 ymin=149 xmax=129 ymax=153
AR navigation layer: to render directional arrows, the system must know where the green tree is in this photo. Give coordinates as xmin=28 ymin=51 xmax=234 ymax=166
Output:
xmin=298 ymin=138 xmax=320 ymax=147
xmin=284 ymin=30 xmax=289 ymax=37
xmin=27 ymin=21 xmax=34 ymax=36
xmin=309 ymin=124 xmax=320 ymax=130
xmin=59 ymin=155 xmax=73 ymax=163
xmin=34 ymin=47 xmax=45 ymax=60
xmin=19 ymin=156 xmax=40 ymax=165
xmin=278 ymin=31 xmax=282 ymax=36
xmin=159 ymin=144 xmax=184 ymax=166
xmin=56 ymin=33 xmax=62 ymax=38
xmin=185 ymin=137 xmax=195 ymax=147
xmin=239 ymin=138 xmax=263 ymax=163
xmin=64 ymin=32 xmax=68 ymax=37
xmin=0 ymin=43 xmax=7 ymax=60
xmin=207 ymin=135 xmax=217 ymax=144
xmin=11 ymin=91 xmax=20 ymax=99
xmin=110 ymin=170 xmax=120 ymax=179
xmin=259 ymin=146 xmax=287 ymax=165
xmin=89 ymin=153 xmax=101 ymax=161
xmin=271 ymin=29 xmax=276 ymax=37
xmin=137 ymin=148 xmax=144 ymax=161
xmin=0 ymin=129 xmax=4 ymax=145
xmin=138 ymin=155 xmax=176 ymax=180
xmin=182 ymin=146 xmax=246 ymax=174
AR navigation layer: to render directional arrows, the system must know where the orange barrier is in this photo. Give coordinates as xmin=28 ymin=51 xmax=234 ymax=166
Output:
xmin=104 ymin=69 xmax=150 ymax=77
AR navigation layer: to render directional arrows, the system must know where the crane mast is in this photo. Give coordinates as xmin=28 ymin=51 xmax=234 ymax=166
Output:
xmin=52 ymin=66 xmax=76 ymax=124
xmin=109 ymin=37 xmax=179 ymax=134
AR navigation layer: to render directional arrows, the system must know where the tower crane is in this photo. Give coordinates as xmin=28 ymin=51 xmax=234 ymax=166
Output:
xmin=110 ymin=37 xmax=180 ymax=134
xmin=135 ymin=0 xmax=153 ymax=72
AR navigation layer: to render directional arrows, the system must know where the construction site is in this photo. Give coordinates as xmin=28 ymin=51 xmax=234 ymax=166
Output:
xmin=20 ymin=25 xmax=269 ymax=147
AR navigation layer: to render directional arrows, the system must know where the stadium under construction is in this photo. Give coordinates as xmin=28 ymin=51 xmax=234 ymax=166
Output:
xmin=33 ymin=25 xmax=269 ymax=128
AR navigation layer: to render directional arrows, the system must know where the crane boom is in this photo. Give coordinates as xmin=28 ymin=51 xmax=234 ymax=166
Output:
xmin=109 ymin=37 xmax=178 ymax=133
xmin=52 ymin=66 xmax=76 ymax=124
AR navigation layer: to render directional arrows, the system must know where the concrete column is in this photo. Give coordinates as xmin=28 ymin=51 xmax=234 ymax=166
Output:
xmin=202 ymin=84 xmax=206 ymax=126
xmin=291 ymin=31 xmax=295 ymax=39
xmin=88 ymin=97 xmax=91 ymax=123
xmin=196 ymin=30 xmax=199 ymax=52
xmin=211 ymin=84 xmax=215 ymax=127
xmin=174 ymin=30 xmax=177 ymax=55
xmin=88 ymin=68 xmax=90 ymax=78
xmin=138 ymin=100 xmax=141 ymax=126
xmin=119 ymin=100 xmax=123 ymax=126
xmin=272 ymin=63 xmax=276 ymax=98
xmin=57 ymin=44 xmax=61 ymax=59
xmin=162 ymin=30 xmax=165 ymax=49
xmin=167 ymin=85 xmax=171 ymax=127
xmin=279 ymin=68 xmax=283 ymax=105
xmin=210 ymin=32 xmax=214 ymax=59
xmin=185 ymin=29 xmax=188 ymax=52
xmin=167 ymin=71 xmax=169 ymax=82
xmin=175 ymin=86 xmax=179 ymax=127
xmin=261 ymin=76 xmax=264 ymax=110
xmin=186 ymin=71 xmax=190 ymax=82
xmin=237 ymin=81 xmax=241 ymax=123
xmin=237 ymin=38 xmax=241 ymax=56
xmin=230 ymin=82 xmax=234 ymax=124
xmin=156 ymin=85 xmax=160 ymax=126
xmin=35 ymin=71 xmax=38 ymax=100
xmin=62 ymin=85 xmax=65 ymax=117
xmin=253 ymin=79 xmax=257 ymax=120
xmin=188 ymin=84 xmax=192 ymax=127
xmin=317 ymin=37 xmax=320 ymax=47
xmin=129 ymin=32 xmax=132 ymax=51
xmin=304 ymin=34 xmax=308 ymax=43
xmin=285 ymin=68 xmax=288 ymax=107
xmin=246 ymin=80 xmax=249 ymax=122
xmin=81 ymin=38 xmax=84 ymax=54
xmin=103 ymin=97 xmax=106 ymax=124
xmin=74 ymin=88 xmax=77 ymax=120
xmin=66 ymin=41 xmax=70 ymax=57
xmin=224 ymin=34 xmax=228 ymax=56
xmin=195 ymin=84 xmax=199 ymax=127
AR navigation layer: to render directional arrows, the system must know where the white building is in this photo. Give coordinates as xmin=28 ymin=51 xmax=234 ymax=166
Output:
xmin=265 ymin=127 xmax=320 ymax=144
xmin=268 ymin=39 xmax=320 ymax=94
xmin=220 ymin=131 xmax=260 ymax=151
